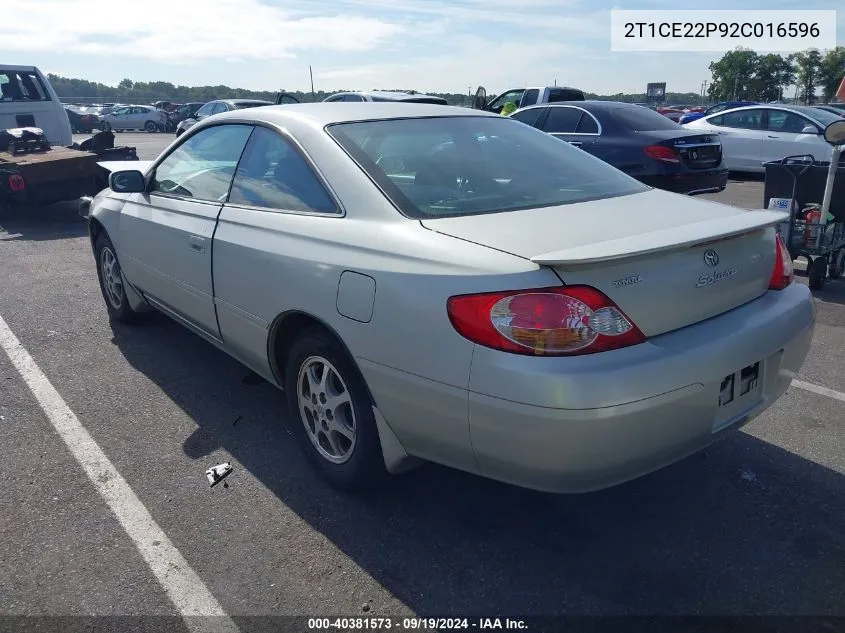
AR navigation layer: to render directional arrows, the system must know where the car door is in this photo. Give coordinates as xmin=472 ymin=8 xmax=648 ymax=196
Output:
xmin=703 ymin=108 xmax=765 ymax=171
xmin=213 ymin=125 xmax=340 ymax=374
xmin=131 ymin=107 xmax=148 ymax=129
xmin=117 ymin=123 xmax=254 ymax=338
xmin=109 ymin=107 xmax=130 ymax=130
xmin=763 ymin=109 xmax=826 ymax=163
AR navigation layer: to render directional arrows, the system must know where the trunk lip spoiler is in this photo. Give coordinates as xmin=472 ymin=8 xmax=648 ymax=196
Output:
xmin=530 ymin=209 xmax=789 ymax=266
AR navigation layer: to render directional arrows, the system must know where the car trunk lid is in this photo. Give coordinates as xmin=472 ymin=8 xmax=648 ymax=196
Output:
xmin=640 ymin=130 xmax=723 ymax=170
xmin=420 ymin=189 xmax=786 ymax=337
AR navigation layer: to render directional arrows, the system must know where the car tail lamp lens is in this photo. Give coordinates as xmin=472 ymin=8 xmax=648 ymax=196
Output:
xmin=769 ymin=232 xmax=794 ymax=290
xmin=644 ymin=145 xmax=681 ymax=164
xmin=8 ymin=174 xmax=25 ymax=191
xmin=447 ymin=286 xmax=646 ymax=356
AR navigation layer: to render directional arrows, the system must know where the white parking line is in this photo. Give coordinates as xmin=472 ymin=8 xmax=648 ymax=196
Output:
xmin=0 ymin=315 xmax=240 ymax=633
xmin=792 ymin=379 xmax=845 ymax=403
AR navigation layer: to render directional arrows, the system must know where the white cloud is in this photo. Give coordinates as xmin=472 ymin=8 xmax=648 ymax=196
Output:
xmin=315 ymin=35 xmax=583 ymax=94
xmin=0 ymin=0 xmax=404 ymax=61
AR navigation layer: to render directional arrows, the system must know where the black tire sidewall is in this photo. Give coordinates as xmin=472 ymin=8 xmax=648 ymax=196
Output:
xmin=808 ymin=257 xmax=827 ymax=290
xmin=284 ymin=329 xmax=386 ymax=491
xmin=94 ymin=233 xmax=139 ymax=323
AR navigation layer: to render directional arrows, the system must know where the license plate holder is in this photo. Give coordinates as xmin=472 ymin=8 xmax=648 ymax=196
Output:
xmin=713 ymin=360 xmax=763 ymax=432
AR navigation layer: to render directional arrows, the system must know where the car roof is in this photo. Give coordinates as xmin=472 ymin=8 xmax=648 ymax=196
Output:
xmin=211 ymin=102 xmax=499 ymax=126
xmin=516 ymin=100 xmax=642 ymax=112
xmin=220 ymin=99 xmax=274 ymax=105
xmin=327 ymin=90 xmax=445 ymax=101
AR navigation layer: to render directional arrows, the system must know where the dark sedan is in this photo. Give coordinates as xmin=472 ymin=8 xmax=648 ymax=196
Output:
xmin=511 ymin=101 xmax=728 ymax=195
xmin=64 ymin=106 xmax=100 ymax=134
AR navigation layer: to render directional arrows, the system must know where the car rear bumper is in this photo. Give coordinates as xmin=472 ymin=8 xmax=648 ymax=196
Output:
xmin=640 ymin=167 xmax=729 ymax=195
xmin=466 ymin=282 xmax=815 ymax=493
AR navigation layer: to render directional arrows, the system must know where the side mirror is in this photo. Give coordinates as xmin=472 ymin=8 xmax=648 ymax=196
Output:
xmin=823 ymin=120 xmax=845 ymax=145
xmin=109 ymin=170 xmax=146 ymax=193
xmin=801 ymin=126 xmax=819 ymax=135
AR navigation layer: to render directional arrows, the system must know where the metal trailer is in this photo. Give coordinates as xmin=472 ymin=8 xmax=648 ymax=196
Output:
xmin=0 ymin=130 xmax=137 ymax=209
xmin=763 ymin=124 xmax=845 ymax=290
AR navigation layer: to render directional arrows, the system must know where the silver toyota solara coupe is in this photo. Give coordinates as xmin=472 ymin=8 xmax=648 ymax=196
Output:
xmin=84 ymin=103 xmax=815 ymax=494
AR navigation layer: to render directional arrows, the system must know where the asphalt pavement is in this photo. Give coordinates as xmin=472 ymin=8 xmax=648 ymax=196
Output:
xmin=0 ymin=133 xmax=843 ymax=632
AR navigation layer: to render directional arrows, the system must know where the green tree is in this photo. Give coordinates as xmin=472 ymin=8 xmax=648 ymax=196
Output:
xmin=794 ymin=48 xmax=823 ymax=104
xmin=818 ymin=46 xmax=845 ymax=102
xmin=750 ymin=53 xmax=795 ymax=102
xmin=708 ymin=48 xmax=759 ymax=101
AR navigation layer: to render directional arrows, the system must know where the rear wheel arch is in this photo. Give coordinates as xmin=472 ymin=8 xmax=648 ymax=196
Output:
xmin=267 ymin=311 xmax=373 ymax=401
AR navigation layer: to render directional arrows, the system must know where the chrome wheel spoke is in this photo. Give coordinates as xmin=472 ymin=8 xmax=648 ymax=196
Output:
xmin=296 ymin=355 xmax=357 ymax=464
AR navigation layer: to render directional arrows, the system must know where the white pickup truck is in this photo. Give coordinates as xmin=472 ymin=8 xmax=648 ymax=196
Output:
xmin=471 ymin=85 xmax=586 ymax=114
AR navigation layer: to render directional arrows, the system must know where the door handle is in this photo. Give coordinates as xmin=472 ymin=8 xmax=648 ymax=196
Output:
xmin=767 ymin=135 xmax=780 ymax=138
xmin=188 ymin=235 xmax=206 ymax=253
xmin=569 ymin=141 xmax=583 ymax=146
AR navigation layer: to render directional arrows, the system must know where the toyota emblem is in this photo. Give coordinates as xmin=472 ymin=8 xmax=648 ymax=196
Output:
xmin=703 ymin=249 xmax=720 ymax=267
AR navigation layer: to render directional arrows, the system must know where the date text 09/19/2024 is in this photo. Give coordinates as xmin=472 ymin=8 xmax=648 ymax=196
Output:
xmin=307 ymin=618 xmax=528 ymax=630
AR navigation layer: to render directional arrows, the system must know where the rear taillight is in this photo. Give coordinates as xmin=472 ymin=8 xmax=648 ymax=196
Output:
xmin=447 ymin=286 xmax=646 ymax=356
xmin=769 ymin=232 xmax=794 ymax=290
xmin=644 ymin=145 xmax=681 ymax=164
xmin=8 ymin=174 xmax=25 ymax=192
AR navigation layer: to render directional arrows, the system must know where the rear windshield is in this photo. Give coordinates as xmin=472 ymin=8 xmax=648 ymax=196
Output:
xmin=0 ymin=69 xmax=50 ymax=102
xmin=327 ymin=115 xmax=648 ymax=219
xmin=611 ymin=106 xmax=681 ymax=131
xmin=790 ymin=105 xmax=842 ymax=127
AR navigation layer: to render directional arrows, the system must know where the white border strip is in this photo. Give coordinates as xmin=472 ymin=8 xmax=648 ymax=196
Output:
xmin=0 ymin=315 xmax=240 ymax=633
xmin=792 ymin=379 xmax=845 ymax=403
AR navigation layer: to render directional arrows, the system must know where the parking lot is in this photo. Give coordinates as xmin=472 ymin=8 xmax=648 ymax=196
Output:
xmin=1 ymin=133 xmax=843 ymax=630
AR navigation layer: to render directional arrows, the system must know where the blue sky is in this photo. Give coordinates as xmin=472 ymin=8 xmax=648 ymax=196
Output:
xmin=1 ymin=0 xmax=842 ymax=96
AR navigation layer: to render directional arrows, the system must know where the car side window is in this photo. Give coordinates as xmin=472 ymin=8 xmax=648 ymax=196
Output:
xmin=228 ymin=127 xmax=337 ymax=214
xmin=715 ymin=109 xmax=764 ymax=130
xmin=488 ymin=89 xmax=525 ymax=113
xmin=511 ymin=107 xmax=545 ymax=128
xmin=211 ymin=103 xmax=228 ymax=114
xmin=767 ymin=110 xmax=816 ymax=133
xmin=520 ymin=89 xmax=539 ymax=107
xmin=342 ymin=94 xmax=364 ymax=102
xmin=543 ymin=107 xmax=583 ymax=134
xmin=576 ymin=112 xmax=599 ymax=133
xmin=150 ymin=124 xmax=254 ymax=202
xmin=195 ymin=103 xmax=215 ymax=118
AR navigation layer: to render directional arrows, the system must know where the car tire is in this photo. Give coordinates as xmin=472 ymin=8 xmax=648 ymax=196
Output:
xmin=144 ymin=121 xmax=158 ymax=133
xmin=808 ymin=256 xmax=827 ymax=290
xmin=829 ymin=249 xmax=844 ymax=279
xmin=94 ymin=232 xmax=145 ymax=324
xmin=100 ymin=122 xmax=112 ymax=132
xmin=284 ymin=327 xmax=387 ymax=492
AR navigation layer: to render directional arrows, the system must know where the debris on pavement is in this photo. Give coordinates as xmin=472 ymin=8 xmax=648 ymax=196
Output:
xmin=739 ymin=468 xmax=758 ymax=483
xmin=206 ymin=462 xmax=233 ymax=488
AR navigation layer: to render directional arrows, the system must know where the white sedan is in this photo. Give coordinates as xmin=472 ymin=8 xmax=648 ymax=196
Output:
xmin=683 ymin=104 xmax=843 ymax=172
xmin=101 ymin=105 xmax=167 ymax=132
